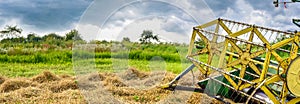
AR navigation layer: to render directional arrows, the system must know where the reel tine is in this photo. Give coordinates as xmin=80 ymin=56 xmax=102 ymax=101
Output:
xmin=259 ymin=27 xmax=264 ymax=33
xmin=245 ymin=31 xmax=249 ymax=40
xmin=231 ymin=23 xmax=235 ymax=32
xmin=236 ymin=24 xmax=240 ymax=32
xmin=256 ymin=29 xmax=263 ymax=41
xmin=269 ymin=31 xmax=274 ymax=41
xmin=232 ymin=90 xmax=239 ymax=102
xmin=250 ymin=99 xmax=254 ymax=104
xmin=239 ymin=94 xmax=244 ymax=103
xmin=219 ymin=86 xmax=226 ymax=96
xmin=225 ymin=21 xmax=230 ymax=28
xmin=256 ymin=35 xmax=259 ymax=41
xmin=264 ymin=30 xmax=268 ymax=37
xmin=275 ymin=32 xmax=280 ymax=44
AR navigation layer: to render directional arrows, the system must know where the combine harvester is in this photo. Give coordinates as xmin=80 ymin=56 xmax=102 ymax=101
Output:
xmin=162 ymin=18 xmax=300 ymax=104
xmin=162 ymin=1 xmax=300 ymax=104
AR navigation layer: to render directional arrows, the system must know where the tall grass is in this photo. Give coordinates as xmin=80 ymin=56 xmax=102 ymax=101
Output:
xmin=0 ymin=51 xmax=72 ymax=64
xmin=0 ymin=42 xmax=192 ymax=77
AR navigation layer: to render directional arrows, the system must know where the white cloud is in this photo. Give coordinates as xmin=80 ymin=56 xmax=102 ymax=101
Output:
xmin=78 ymin=16 xmax=193 ymax=43
xmin=77 ymin=23 xmax=101 ymax=41
xmin=2 ymin=0 xmax=299 ymax=43
xmin=116 ymin=17 xmax=191 ymax=43
xmin=221 ymin=0 xmax=298 ymax=31
xmin=77 ymin=0 xmax=216 ymax=43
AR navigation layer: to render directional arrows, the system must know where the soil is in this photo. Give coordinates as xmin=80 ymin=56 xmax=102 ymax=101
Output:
xmin=0 ymin=68 xmax=222 ymax=104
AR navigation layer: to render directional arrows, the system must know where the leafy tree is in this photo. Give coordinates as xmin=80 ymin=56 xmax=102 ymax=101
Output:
xmin=11 ymin=37 xmax=26 ymax=43
xmin=42 ymin=33 xmax=64 ymax=41
xmin=65 ymin=29 xmax=82 ymax=41
xmin=0 ymin=25 xmax=22 ymax=38
xmin=195 ymin=38 xmax=205 ymax=49
xmin=27 ymin=33 xmax=42 ymax=43
xmin=42 ymin=33 xmax=64 ymax=47
xmin=139 ymin=30 xmax=159 ymax=44
xmin=122 ymin=37 xmax=130 ymax=42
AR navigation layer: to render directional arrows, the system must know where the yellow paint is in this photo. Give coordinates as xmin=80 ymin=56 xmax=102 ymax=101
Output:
xmin=195 ymin=19 xmax=218 ymax=29
xmin=286 ymin=56 xmax=300 ymax=97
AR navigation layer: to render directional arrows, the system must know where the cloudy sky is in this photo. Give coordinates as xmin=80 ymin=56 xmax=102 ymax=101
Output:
xmin=0 ymin=0 xmax=299 ymax=43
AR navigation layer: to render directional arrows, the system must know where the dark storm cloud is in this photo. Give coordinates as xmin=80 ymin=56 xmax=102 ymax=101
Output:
xmin=1 ymin=0 xmax=298 ymax=39
xmin=204 ymin=0 xmax=235 ymax=16
xmin=203 ymin=0 xmax=299 ymax=30
xmin=0 ymin=0 xmax=92 ymax=31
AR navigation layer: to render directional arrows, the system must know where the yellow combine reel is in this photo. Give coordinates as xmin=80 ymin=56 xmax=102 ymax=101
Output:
xmin=164 ymin=18 xmax=300 ymax=104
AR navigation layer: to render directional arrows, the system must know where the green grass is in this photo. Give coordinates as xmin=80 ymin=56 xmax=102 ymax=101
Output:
xmin=0 ymin=42 xmax=212 ymax=78
xmin=0 ymin=42 xmax=193 ymax=78
xmin=0 ymin=58 xmax=192 ymax=77
xmin=0 ymin=63 xmax=73 ymax=77
xmin=94 ymin=58 xmax=191 ymax=74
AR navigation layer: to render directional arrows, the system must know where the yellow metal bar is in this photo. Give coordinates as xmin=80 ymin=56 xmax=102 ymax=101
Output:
xmin=249 ymin=59 xmax=281 ymax=70
xmin=281 ymin=83 xmax=288 ymax=103
xmin=248 ymin=62 xmax=261 ymax=75
xmin=190 ymin=48 xmax=208 ymax=57
xmin=195 ymin=19 xmax=218 ymax=29
xmin=239 ymin=78 xmax=260 ymax=90
xmin=227 ymin=59 xmax=241 ymax=67
xmin=218 ymin=40 xmax=228 ymax=69
xmin=223 ymin=73 xmax=238 ymax=89
xmin=237 ymin=64 xmax=247 ymax=87
xmin=260 ymin=52 xmax=271 ymax=82
xmin=196 ymin=30 xmax=210 ymax=44
xmin=290 ymin=35 xmax=299 ymax=59
xmin=219 ymin=20 xmax=232 ymax=34
xmin=226 ymin=51 xmax=239 ymax=57
xmin=187 ymin=29 xmax=197 ymax=56
xmin=230 ymin=27 xmax=253 ymax=37
xmin=261 ymin=86 xmax=280 ymax=104
xmin=226 ymin=51 xmax=280 ymax=70
xmin=246 ymin=31 xmax=254 ymax=52
xmin=253 ymin=28 xmax=271 ymax=49
xmin=271 ymin=50 xmax=288 ymax=70
xmin=227 ymin=45 xmax=235 ymax=65
xmin=228 ymin=39 xmax=243 ymax=55
xmin=265 ymin=75 xmax=281 ymax=85
xmin=212 ymin=23 xmax=220 ymax=42
xmin=191 ymin=61 xmax=206 ymax=74
xmin=206 ymin=52 xmax=214 ymax=74
xmin=271 ymin=38 xmax=294 ymax=50
xmin=249 ymin=50 xmax=265 ymax=58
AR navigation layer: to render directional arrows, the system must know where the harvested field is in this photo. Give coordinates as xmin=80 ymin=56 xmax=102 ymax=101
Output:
xmin=0 ymin=68 xmax=222 ymax=104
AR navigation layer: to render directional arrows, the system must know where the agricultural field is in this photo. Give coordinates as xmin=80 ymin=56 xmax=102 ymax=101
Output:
xmin=0 ymin=31 xmax=222 ymax=104
xmin=0 ymin=27 xmax=292 ymax=103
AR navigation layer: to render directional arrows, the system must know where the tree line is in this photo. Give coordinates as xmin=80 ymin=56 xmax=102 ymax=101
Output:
xmin=0 ymin=25 xmax=82 ymax=43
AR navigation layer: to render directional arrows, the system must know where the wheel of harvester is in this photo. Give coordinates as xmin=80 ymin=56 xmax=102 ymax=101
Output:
xmin=287 ymin=56 xmax=300 ymax=97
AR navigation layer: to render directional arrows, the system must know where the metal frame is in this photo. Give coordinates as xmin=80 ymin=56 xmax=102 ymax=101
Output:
xmin=186 ymin=18 xmax=300 ymax=104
